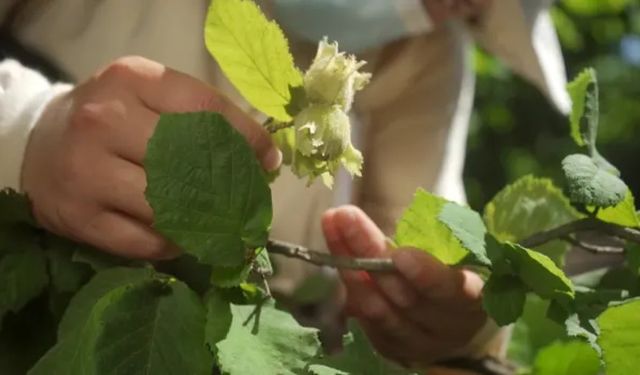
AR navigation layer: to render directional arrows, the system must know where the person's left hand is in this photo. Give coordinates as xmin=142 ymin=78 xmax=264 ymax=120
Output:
xmin=321 ymin=205 xmax=487 ymax=368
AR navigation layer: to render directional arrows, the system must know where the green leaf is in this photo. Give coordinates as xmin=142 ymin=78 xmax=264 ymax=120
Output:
xmin=482 ymin=274 xmax=527 ymax=326
xmin=486 ymin=236 xmax=574 ymax=303
xmin=290 ymin=272 xmax=338 ymax=305
xmin=210 ymin=263 xmax=252 ymax=288
xmin=395 ymin=189 xmax=482 ymax=265
xmin=0 ymin=248 xmax=48 ymax=321
xmin=0 ymin=294 xmax=57 ymax=375
xmin=94 ymin=279 xmax=212 ymax=375
xmin=561 ymin=153 xmax=627 ymax=208
xmin=209 ymin=299 xmax=321 ymax=375
xmin=0 ymin=188 xmax=35 ymax=226
xmin=45 ymin=237 xmax=92 ymax=293
xmin=210 ymin=247 xmax=273 ymax=288
xmin=71 ymin=244 xmax=129 ymax=271
xmin=597 ymin=299 xmax=640 ymax=375
xmin=553 ymin=287 xmax=632 ymax=356
xmin=204 ymin=0 xmax=302 ymax=121
xmin=0 ymin=189 xmax=40 ymax=256
xmin=308 ymin=321 xmax=416 ymax=375
xmin=595 ymin=190 xmax=640 ymax=227
xmin=145 ymin=112 xmax=272 ymax=268
xmin=30 ymin=268 xmax=213 ymax=375
xmin=484 ymin=175 xmax=582 ymax=265
xmin=565 ymin=68 xmax=620 ymax=176
xmin=531 ymin=340 xmax=600 ymax=375
xmin=626 ymin=243 xmax=640 ymax=276
xmin=253 ymin=247 xmax=273 ymax=277
xmin=203 ymin=291 xmax=233 ymax=354
xmin=563 ymin=0 xmax=631 ymax=15
xmin=563 ymin=312 xmax=600 ymax=353
xmin=507 ymin=295 xmax=568 ymax=367
xmin=438 ymin=202 xmax=489 ymax=265
xmin=567 ymin=68 xmax=598 ymax=148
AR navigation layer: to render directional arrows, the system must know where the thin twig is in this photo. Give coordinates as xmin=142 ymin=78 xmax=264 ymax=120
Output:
xmin=562 ymin=236 xmax=624 ymax=254
xmin=520 ymin=218 xmax=640 ymax=248
xmin=266 ymin=218 xmax=640 ymax=272
xmin=267 ymin=239 xmax=395 ymax=272
xmin=263 ymin=118 xmax=294 ymax=133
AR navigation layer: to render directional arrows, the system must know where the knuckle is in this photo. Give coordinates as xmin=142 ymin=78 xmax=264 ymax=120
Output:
xmin=99 ymin=55 xmax=147 ymax=81
xmin=394 ymin=293 xmax=417 ymax=310
xmin=67 ymin=103 xmax=106 ymax=134
xmin=196 ymin=92 xmax=228 ymax=113
xmin=362 ymin=298 xmax=390 ymax=322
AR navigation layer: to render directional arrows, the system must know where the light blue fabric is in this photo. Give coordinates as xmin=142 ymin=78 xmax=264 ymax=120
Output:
xmin=273 ymin=0 xmax=413 ymax=53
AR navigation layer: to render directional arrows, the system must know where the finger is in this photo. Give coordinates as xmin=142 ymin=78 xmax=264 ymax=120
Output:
xmin=322 ymin=206 xmax=372 ymax=296
xmin=331 ymin=205 xmax=387 ymax=258
xmin=103 ymin=56 xmax=281 ymax=171
xmin=359 ymin=320 xmax=439 ymax=367
xmin=80 ymin=210 xmax=179 ymax=260
xmin=327 ymin=208 xmax=431 ymax=344
xmin=325 ymin=206 xmax=453 ymax=342
xmin=342 ymin=271 xmax=432 ymax=348
xmin=330 ymin=206 xmax=420 ymax=309
xmin=391 ymin=250 xmax=462 ymax=299
xmin=321 ymin=208 xmax=350 ymax=257
xmin=391 ymin=251 xmax=486 ymax=336
xmin=108 ymin=105 xmax=159 ymax=164
xmin=96 ymin=157 xmax=154 ymax=224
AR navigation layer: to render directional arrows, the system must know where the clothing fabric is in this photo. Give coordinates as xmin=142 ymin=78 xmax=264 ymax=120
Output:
xmin=273 ymin=0 xmax=432 ymax=53
xmin=0 ymin=59 xmax=71 ymax=190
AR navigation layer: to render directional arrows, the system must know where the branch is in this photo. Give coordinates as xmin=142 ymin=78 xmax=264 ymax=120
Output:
xmin=267 ymin=239 xmax=395 ymax=272
xmin=519 ymin=218 xmax=640 ymax=249
xmin=562 ymin=236 xmax=624 ymax=254
xmin=267 ymin=218 xmax=640 ymax=272
xmin=263 ymin=118 xmax=293 ymax=133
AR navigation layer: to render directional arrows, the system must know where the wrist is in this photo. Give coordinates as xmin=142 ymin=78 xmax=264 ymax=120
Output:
xmin=20 ymin=84 xmax=73 ymax=194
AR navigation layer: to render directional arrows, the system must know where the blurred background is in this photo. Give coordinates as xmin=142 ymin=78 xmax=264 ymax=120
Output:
xmin=464 ymin=0 xmax=640 ymax=210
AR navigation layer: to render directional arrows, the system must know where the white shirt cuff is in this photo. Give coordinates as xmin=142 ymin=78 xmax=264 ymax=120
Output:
xmin=0 ymin=59 xmax=73 ymax=191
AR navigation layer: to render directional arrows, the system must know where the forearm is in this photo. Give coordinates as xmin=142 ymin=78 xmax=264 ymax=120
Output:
xmin=0 ymin=59 xmax=71 ymax=190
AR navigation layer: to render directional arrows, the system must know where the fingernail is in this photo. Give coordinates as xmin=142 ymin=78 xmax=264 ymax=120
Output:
xmin=323 ymin=208 xmax=337 ymax=219
xmin=393 ymin=251 xmax=421 ymax=280
xmin=264 ymin=147 xmax=282 ymax=171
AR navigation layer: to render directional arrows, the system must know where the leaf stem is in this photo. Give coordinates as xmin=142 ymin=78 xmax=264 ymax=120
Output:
xmin=267 ymin=239 xmax=395 ymax=272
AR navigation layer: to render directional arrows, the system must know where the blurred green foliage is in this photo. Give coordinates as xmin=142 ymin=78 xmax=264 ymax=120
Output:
xmin=465 ymin=0 xmax=640 ymax=210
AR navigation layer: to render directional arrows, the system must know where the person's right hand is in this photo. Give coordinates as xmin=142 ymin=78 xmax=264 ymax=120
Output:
xmin=21 ymin=56 xmax=282 ymax=260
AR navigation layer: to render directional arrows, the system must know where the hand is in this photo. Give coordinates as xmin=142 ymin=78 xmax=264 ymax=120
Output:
xmin=423 ymin=0 xmax=492 ymax=25
xmin=22 ymin=56 xmax=281 ymax=260
xmin=321 ymin=205 xmax=486 ymax=368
